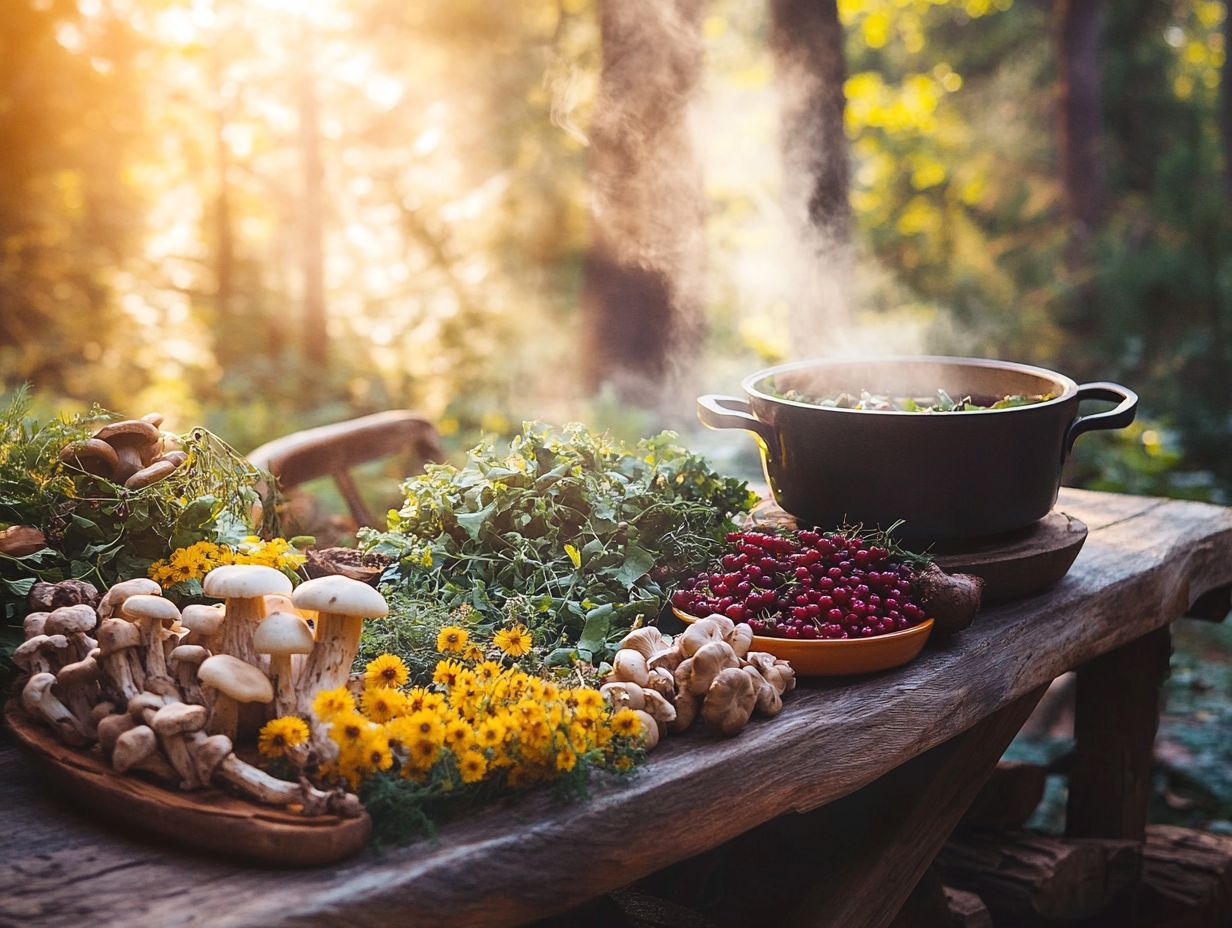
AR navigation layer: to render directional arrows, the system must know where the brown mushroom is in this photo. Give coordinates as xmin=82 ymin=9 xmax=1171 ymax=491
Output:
xmin=22 ymin=672 xmax=89 ymax=745
xmin=96 ymin=618 xmax=144 ymax=703
xmin=668 ymin=693 xmax=701 ymax=733
xmin=94 ymin=420 xmax=160 ymax=483
xmin=674 ymin=640 xmax=739 ymax=696
xmin=701 ymin=667 xmax=758 ymax=736
xmin=156 ymin=450 xmax=188 ymax=467
xmin=56 ymin=655 xmax=102 ymax=736
xmin=28 ymin=578 xmax=100 ymax=612
xmin=141 ymin=412 xmax=165 ymax=428
xmin=23 ymin=611 xmax=50 ymax=638
xmin=59 ymin=438 xmax=119 ymax=478
xmin=599 ymin=681 xmax=645 ymax=711
xmin=125 ymin=459 xmax=177 ymax=490
xmin=741 ymin=665 xmax=783 ymax=717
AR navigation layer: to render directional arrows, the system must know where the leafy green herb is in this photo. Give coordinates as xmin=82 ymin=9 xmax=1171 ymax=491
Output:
xmin=361 ymin=422 xmax=755 ymax=663
xmin=771 ymin=382 xmax=1055 ymax=412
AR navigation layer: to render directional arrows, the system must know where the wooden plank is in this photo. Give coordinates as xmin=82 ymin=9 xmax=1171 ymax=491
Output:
xmin=0 ymin=489 xmax=1229 ymax=928
xmin=1140 ymin=825 xmax=1232 ymax=928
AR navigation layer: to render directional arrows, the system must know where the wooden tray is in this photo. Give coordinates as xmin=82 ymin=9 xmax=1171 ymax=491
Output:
xmin=3 ymin=701 xmax=371 ymax=866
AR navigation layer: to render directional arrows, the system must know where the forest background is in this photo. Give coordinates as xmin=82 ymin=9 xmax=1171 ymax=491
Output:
xmin=1 ymin=0 xmax=1231 ymax=836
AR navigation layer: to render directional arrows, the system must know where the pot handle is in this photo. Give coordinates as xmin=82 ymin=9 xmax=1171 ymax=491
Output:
xmin=1065 ymin=382 xmax=1139 ymax=455
xmin=697 ymin=395 xmax=777 ymax=451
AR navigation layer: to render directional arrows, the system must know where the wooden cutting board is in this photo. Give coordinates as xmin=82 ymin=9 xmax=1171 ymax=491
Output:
xmin=3 ymin=701 xmax=371 ymax=866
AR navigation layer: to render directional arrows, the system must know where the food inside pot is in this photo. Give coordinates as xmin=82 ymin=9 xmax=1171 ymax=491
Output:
xmin=769 ymin=384 xmax=1055 ymax=412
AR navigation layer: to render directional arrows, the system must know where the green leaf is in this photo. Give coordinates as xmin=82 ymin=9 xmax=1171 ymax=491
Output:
xmin=455 ymin=502 xmax=496 ymax=540
xmin=614 ymin=545 xmax=656 ymax=588
xmin=576 ymin=605 xmax=612 ymax=659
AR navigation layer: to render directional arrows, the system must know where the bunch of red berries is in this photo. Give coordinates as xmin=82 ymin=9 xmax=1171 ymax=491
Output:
xmin=671 ymin=529 xmax=928 ymax=640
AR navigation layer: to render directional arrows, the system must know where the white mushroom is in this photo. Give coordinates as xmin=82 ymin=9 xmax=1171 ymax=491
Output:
xmin=151 ymin=702 xmax=209 ymax=788
xmin=13 ymin=634 xmax=70 ymax=676
xmin=253 ymin=611 xmax=314 ymax=718
xmin=291 ymin=576 xmax=388 ymax=709
xmin=22 ymin=672 xmax=88 ymax=745
xmin=202 ymin=564 xmax=292 ymax=668
xmin=23 ymin=611 xmax=50 ymax=638
xmin=121 ymin=594 xmax=181 ymax=679
xmin=198 ymin=654 xmax=273 ymax=740
xmin=180 ymin=603 xmax=225 ymax=650
xmin=112 ymin=724 xmax=177 ymax=781
xmin=618 ymin=626 xmax=673 ymax=659
xmin=609 ymin=649 xmax=650 ymax=687
xmin=168 ymin=644 xmax=210 ymax=706
xmin=97 ymin=577 xmax=162 ymax=621
xmin=600 ymin=681 xmax=645 ymax=711
xmin=56 ymin=655 xmax=102 ymax=737
xmin=97 ymin=712 xmax=137 ymax=755
xmin=96 ymin=618 xmax=145 ymax=700
xmin=45 ymin=604 xmax=98 ymax=662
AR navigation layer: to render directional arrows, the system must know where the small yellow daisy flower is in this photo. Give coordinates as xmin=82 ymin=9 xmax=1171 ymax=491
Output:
xmin=610 ymin=708 xmax=643 ymax=739
xmin=476 ymin=716 xmax=507 ymax=749
xmin=433 ymin=659 xmax=465 ymax=688
xmin=435 ymin=625 xmax=469 ymax=654
xmin=444 ymin=717 xmax=475 ymax=753
xmin=493 ymin=624 xmax=532 ymax=657
xmin=361 ymin=686 xmax=407 ymax=723
xmin=555 ymin=748 xmax=578 ymax=773
xmin=361 ymin=730 xmax=394 ymax=772
xmin=463 ymin=644 xmax=485 ymax=662
xmin=258 ymin=716 xmax=310 ymax=759
xmin=312 ymin=686 xmax=356 ymax=721
xmin=329 ymin=712 xmax=371 ymax=751
xmin=364 ymin=653 xmax=410 ymax=689
xmin=458 ymin=748 xmax=488 ymax=783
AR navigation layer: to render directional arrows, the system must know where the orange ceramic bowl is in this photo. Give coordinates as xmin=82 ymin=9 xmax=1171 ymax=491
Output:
xmin=673 ymin=608 xmax=934 ymax=677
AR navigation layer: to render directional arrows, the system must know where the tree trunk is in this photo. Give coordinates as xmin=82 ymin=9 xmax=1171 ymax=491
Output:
xmin=768 ymin=0 xmax=853 ymax=352
xmin=1223 ymin=0 xmax=1232 ymax=197
xmin=580 ymin=0 xmax=706 ymax=406
xmin=1057 ymin=0 xmax=1105 ymax=233
xmin=297 ymin=26 xmax=327 ymax=376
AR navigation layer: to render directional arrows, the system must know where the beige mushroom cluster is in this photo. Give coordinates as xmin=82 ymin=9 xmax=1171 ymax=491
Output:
xmin=58 ymin=412 xmax=188 ymax=489
xmin=11 ymin=566 xmax=386 ymax=820
xmin=602 ymin=615 xmax=796 ymax=748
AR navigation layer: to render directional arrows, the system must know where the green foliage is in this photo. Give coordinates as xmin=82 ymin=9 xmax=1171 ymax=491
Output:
xmin=362 ymin=422 xmax=756 ymax=663
xmin=0 ymin=386 xmax=277 ymax=627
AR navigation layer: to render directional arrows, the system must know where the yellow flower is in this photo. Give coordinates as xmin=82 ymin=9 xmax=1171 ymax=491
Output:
xmin=574 ymin=688 xmax=604 ymax=716
xmin=433 ymin=659 xmax=465 ymax=688
xmin=474 ymin=660 xmax=503 ymax=682
xmin=458 ymin=748 xmax=488 ymax=783
xmin=610 ymin=708 xmax=643 ymax=739
xmin=405 ymin=686 xmax=433 ymax=713
xmin=513 ymin=699 xmax=546 ymax=725
xmin=555 ymin=747 xmax=578 ymax=773
xmin=444 ymin=717 xmax=475 ymax=753
xmin=329 ymin=712 xmax=371 ymax=751
xmin=361 ymin=686 xmax=407 ymax=723
xmin=408 ymin=736 xmax=441 ymax=768
xmin=493 ymin=624 xmax=532 ymax=657
xmin=258 ymin=716 xmax=310 ymax=759
xmin=463 ymin=644 xmax=485 ymax=662
xmin=364 ymin=653 xmax=410 ymax=689
xmin=476 ymin=717 xmax=507 ymax=749
xmin=361 ymin=730 xmax=394 ymax=772
xmin=312 ymin=687 xmax=356 ymax=721
xmin=436 ymin=625 xmax=469 ymax=654
xmin=404 ymin=709 xmax=446 ymax=746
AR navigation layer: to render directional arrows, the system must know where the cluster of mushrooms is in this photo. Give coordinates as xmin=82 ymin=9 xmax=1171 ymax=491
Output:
xmin=601 ymin=614 xmax=796 ymax=748
xmin=13 ymin=566 xmax=390 ymax=818
xmin=58 ymin=412 xmax=187 ymax=490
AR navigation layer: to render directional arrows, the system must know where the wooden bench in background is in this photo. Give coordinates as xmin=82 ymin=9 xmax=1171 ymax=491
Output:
xmin=247 ymin=410 xmax=443 ymax=530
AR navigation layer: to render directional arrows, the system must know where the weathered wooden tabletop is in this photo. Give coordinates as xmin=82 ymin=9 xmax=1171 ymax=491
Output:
xmin=2 ymin=488 xmax=1231 ymax=928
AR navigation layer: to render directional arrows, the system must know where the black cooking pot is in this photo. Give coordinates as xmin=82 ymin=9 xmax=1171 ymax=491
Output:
xmin=698 ymin=356 xmax=1137 ymax=542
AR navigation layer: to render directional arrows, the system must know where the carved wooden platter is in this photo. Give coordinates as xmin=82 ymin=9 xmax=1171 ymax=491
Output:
xmin=3 ymin=701 xmax=371 ymax=866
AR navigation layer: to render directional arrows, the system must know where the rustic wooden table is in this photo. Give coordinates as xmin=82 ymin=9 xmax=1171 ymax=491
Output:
xmin=2 ymin=488 xmax=1231 ymax=928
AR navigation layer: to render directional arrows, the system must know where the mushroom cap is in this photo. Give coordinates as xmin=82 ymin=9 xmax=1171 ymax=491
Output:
xmin=13 ymin=634 xmax=69 ymax=669
xmin=141 ymin=412 xmax=165 ymax=428
xmin=203 ymin=564 xmax=293 ymax=600
xmin=152 ymin=702 xmax=207 ymax=736
xmin=98 ymin=578 xmax=162 ymax=620
xmin=96 ymin=618 xmax=142 ymax=654
xmin=57 ymin=655 xmax=100 ymax=686
xmin=128 ymin=691 xmax=170 ymax=719
xmin=253 ymin=611 xmax=315 ymax=656
xmin=21 ymin=671 xmax=57 ymax=703
xmin=122 ymin=594 xmax=181 ymax=626
xmin=262 ymin=593 xmax=296 ymax=616
xmin=157 ymin=450 xmax=188 ymax=467
xmin=23 ymin=612 xmax=50 ymax=637
xmin=198 ymin=654 xmax=274 ymax=703
xmin=291 ymin=575 xmax=388 ymax=618
xmin=46 ymin=604 xmax=98 ymax=637
xmin=59 ymin=438 xmax=120 ymax=476
xmin=169 ymin=643 xmax=209 ymax=666
xmin=94 ymin=419 xmax=160 ymax=449
xmin=180 ymin=603 xmax=225 ymax=637
xmin=125 ymin=459 xmax=177 ymax=490
xmin=192 ymin=733 xmax=233 ymax=781
xmin=113 ymin=725 xmax=158 ymax=772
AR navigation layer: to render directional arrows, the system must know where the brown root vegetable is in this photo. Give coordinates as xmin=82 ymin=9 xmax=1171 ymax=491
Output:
xmin=28 ymin=579 xmax=100 ymax=612
xmin=916 ymin=562 xmax=984 ymax=634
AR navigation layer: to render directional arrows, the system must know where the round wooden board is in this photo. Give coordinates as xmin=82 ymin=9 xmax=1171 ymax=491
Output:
xmin=748 ymin=501 xmax=1088 ymax=604
xmin=3 ymin=702 xmax=371 ymax=867
xmin=927 ymin=512 xmax=1088 ymax=604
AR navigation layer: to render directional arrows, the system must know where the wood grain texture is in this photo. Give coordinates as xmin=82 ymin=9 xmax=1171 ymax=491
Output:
xmin=1 ymin=489 xmax=1231 ymax=928
xmin=3 ymin=703 xmax=371 ymax=868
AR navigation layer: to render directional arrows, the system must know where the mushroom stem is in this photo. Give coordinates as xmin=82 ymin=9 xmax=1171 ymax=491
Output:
xmin=295 ymin=612 xmax=362 ymax=710
xmin=208 ymin=694 xmax=239 ymax=740
xmin=268 ymin=654 xmax=296 ymax=719
xmin=22 ymin=673 xmax=89 ymax=745
xmin=219 ymin=595 xmax=265 ymax=669
xmin=214 ymin=753 xmax=342 ymax=814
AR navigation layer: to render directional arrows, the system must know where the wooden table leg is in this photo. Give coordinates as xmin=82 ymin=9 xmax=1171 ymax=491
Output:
xmin=783 ymin=686 xmax=1047 ymax=928
xmin=1065 ymin=624 xmax=1171 ymax=927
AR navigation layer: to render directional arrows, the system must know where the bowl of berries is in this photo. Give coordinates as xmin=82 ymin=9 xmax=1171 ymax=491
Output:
xmin=670 ymin=527 xmax=982 ymax=675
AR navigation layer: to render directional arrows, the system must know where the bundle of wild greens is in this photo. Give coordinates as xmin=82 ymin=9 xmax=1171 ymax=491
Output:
xmin=0 ymin=387 xmax=277 ymax=633
xmin=361 ymin=423 xmax=756 ymax=665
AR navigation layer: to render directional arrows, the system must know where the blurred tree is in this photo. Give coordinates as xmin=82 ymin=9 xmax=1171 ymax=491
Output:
xmin=581 ymin=0 xmax=706 ymax=404
xmin=1057 ymin=0 xmax=1105 ymax=233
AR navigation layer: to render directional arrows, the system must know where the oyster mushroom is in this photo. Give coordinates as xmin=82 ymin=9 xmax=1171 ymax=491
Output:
xmin=641 ymin=688 xmax=677 ymax=728
xmin=291 ymin=575 xmax=388 ymax=709
xmin=633 ymin=709 xmax=661 ymax=750
xmin=675 ymin=640 xmax=739 ymax=696
xmin=679 ymin=618 xmax=727 ymax=657
xmin=702 ymin=667 xmax=758 ymax=736
xmin=618 ymin=627 xmax=673 ymax=659
xmin=600 ymin=681 xmax=645 ymax=711
xmin=202 ymin=564 xmax=293 ymax=668
xmin=609 ymin=649 xmax=650 ymax=687
xmin=198 ymin=654 xmax=273 ymax=740
xmin=253 ymin=611 xmax=314 ymax=718
xmin=668 ymin=693 xmax=701 ymax=733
